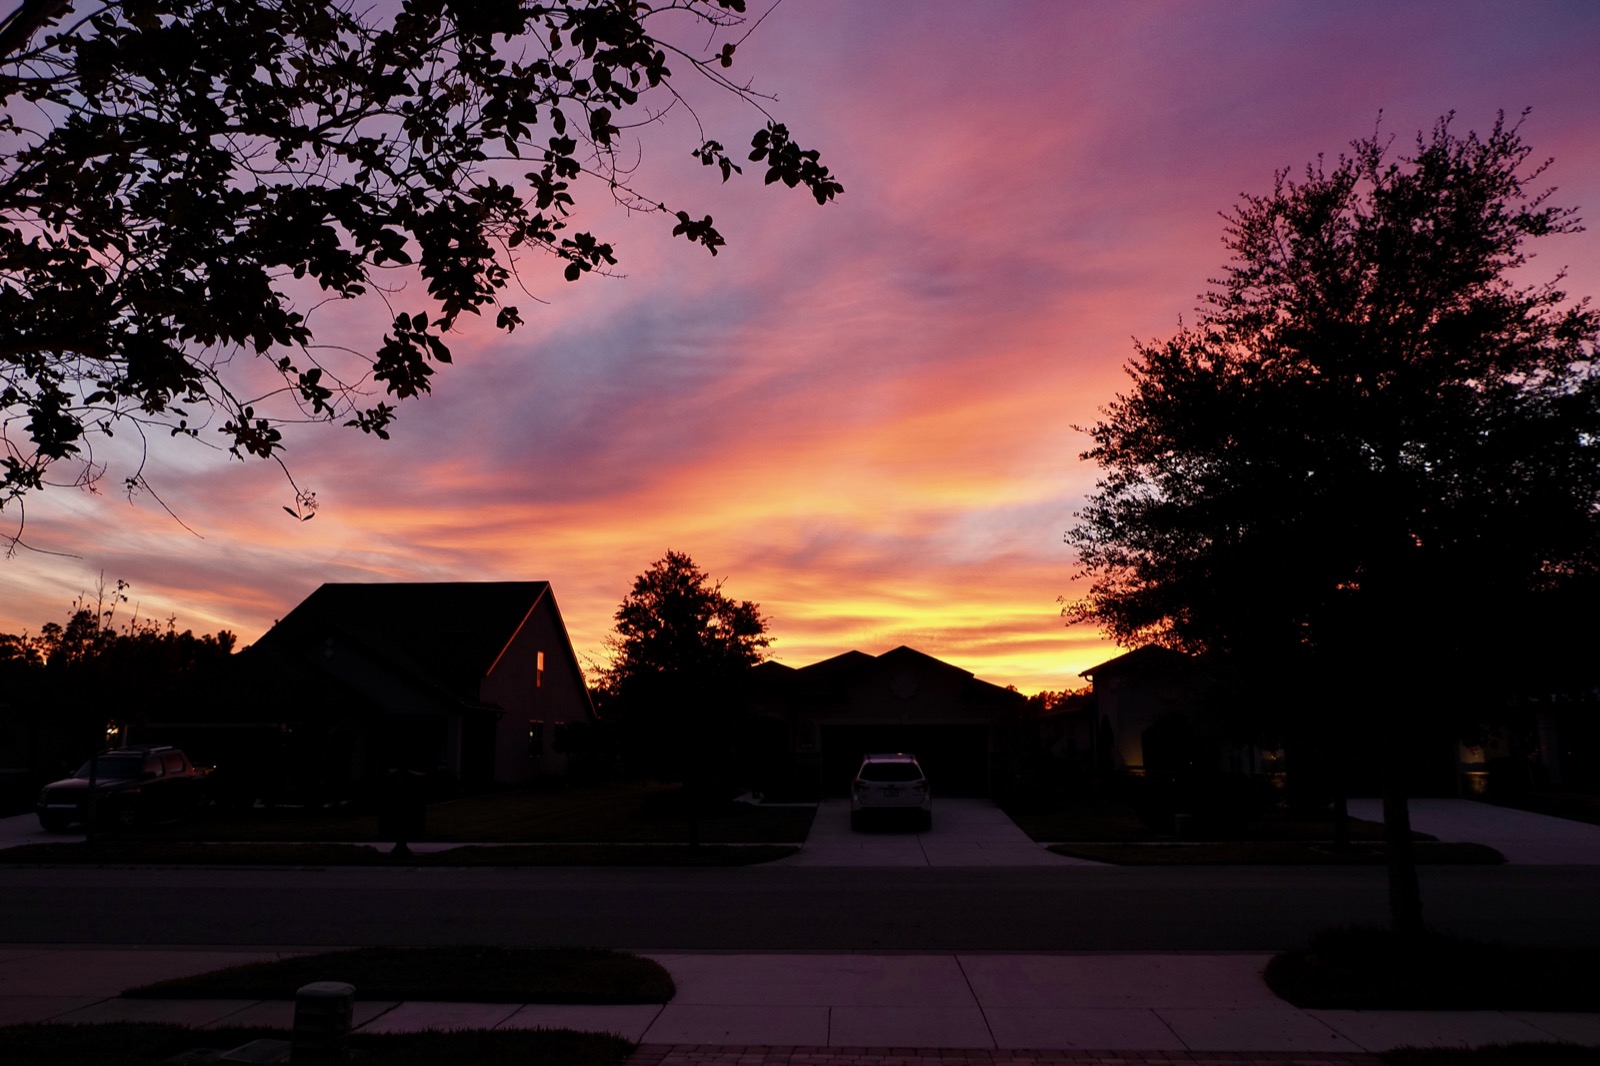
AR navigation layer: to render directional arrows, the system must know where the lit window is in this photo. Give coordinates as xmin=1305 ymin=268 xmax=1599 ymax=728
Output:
xmin=536 ymin=650 xmax=545 ymax=689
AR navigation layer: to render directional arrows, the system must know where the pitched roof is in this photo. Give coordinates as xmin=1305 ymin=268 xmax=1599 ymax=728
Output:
xmin=790 ymin=645 xmax=1023 ymax=709
xmin=793 ymin=649 xmax=876 ymax=683
xmin=255 ymin=581 xmax=555 ymax=700
xmin=876 ymin=645 xmax=974 ymax=679
xmin=1080 ymin=643 xmax=1193 ymax=680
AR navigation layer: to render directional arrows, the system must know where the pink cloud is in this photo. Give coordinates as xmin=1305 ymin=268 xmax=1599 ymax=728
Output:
xmin=5 ymin=1 xmax=1599 ymax=695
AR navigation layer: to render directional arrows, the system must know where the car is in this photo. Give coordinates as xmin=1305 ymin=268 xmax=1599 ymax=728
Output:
xmin=850 ymin=752 xmax=932 ymax=831
xmin=36 ymin=745 xmax=211 ymax=831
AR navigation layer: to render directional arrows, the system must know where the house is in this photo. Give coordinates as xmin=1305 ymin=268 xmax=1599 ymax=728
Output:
xmin=1082 ymin=643 xmax=1600 ymax=802
xmin=156 ymin=582 xmax=594 ymax=797
xmin=1079 ymin=644 xmax=1270 ymax=780
xmin=749 ymin=646 xmax=1026 ymax=797
xmin=1079 ymin=644 xmax=1203 ymax=775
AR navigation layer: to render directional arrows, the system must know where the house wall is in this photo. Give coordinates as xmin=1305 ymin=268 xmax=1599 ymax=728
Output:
xmin=835 ymin=662 xmax=986 ymax=724
xmin=803 ymin=654 xmax=1005 ymax=795
xmin=1095 ymin=672 xmax=1188 ymax=772
xmin=481 ymin=597 xmax=590 ymax=785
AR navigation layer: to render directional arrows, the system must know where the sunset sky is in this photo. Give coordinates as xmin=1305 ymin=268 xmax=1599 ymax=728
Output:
xmin=5 ymin=0 xmax=1600 ymax=694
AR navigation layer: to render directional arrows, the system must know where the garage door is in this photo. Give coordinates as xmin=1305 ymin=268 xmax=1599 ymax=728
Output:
xmin=819 ymin=723 xmax=990 ymax=797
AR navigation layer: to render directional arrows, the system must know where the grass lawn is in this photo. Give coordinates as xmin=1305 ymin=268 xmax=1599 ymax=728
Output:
xmin=1488 ymin=790 xmax=1600 ymax=828
xmin=1002 ymin=794 xmax=1506 ymax=864
xmin=133 ymin=781 xmax=814 ymax=845
xmin=0 ymin=839 xmax=797 ymax=866
xmin=4 ymin=1022 xmax=632 ymax=1066
xmin=1049 ymin=840 xmax=1504 ymax=864
xmin=1267 ymin=927 xmax=1600 ymax=1010
xmin=408 ymin=842 xmax=797 ymax=865
xmin=124 ymin=946 xmax=674 ymax=1003
xmin=1004 ymin=795 xmax=1403 ymax=844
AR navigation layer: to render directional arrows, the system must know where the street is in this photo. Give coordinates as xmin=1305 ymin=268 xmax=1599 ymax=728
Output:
xmin=3 ymin=863 xmax=1596 ymax=951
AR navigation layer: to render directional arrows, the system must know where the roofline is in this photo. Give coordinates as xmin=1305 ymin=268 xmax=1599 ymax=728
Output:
xmin=486 ymin=583 xmax=549 ymax=677
xmin=1079 ymin=643 xmax=1191 ymax=679
xmin=485 ymin=584 xmax=597 ymax=721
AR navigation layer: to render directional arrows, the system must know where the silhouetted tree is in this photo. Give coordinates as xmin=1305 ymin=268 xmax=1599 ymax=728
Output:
xmin=1067 ymin=112 xmax=1600 ymax=936
xmin=0 ymin=0 xmax=840 ymax=534
xmin=0 ymin=580 xmax=235 ymax=811
xmin=6 ymin=581 xmax=235 ymax=723
xmin=1023 ymin=689 xmax=1086 ymax=716
xmin=600 ymin=550 xmax=768 ymax=808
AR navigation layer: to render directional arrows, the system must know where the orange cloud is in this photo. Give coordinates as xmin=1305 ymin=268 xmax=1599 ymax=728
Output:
xmin=5 ymin=1 xmax=1598 ymax=700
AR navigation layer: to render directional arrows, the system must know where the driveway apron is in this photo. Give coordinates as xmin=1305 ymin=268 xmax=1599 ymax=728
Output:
xmin=779 ymin=798 xmax=1101 ymax=867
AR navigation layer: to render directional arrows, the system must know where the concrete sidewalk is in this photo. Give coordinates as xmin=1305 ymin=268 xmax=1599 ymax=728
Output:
xmin=3 ymin=946 xmax=1596 ymax=1060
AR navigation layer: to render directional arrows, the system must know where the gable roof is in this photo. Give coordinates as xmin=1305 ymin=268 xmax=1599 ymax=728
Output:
xmin=793 ymin=649 xmax=877 ymax=682
xmin=875 ymin=645 xmax=974 ymax=679
xmin=1080 ymin=643 xmax=1194 ymax=681
xmin=790 ymin=645 xmax=1023 ymax=710
xmin=254 ymin=581 xmax=562 ymax=702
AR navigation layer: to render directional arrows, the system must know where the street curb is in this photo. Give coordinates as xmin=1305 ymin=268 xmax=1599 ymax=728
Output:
xmin=624 ymin=1046 xmax=1386 ymax=1065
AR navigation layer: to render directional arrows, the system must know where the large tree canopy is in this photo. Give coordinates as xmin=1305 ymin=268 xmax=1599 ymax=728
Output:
xmin=0 ymin=0 xmax=839 ymax=529
xmin=599 ymin=549 xmax=768 ymax=792
xmin=1069 ymin=112 xmax=1598 ymax=670
xmin=1066 ymin=112 xmax=1600 ymax=932
xmin=602 ymin=548 xmax=768 ymax=704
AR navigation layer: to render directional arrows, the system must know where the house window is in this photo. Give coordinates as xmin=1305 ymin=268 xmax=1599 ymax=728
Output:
xmin=528 ymin=719 xmax=545 ymax=756
xmin=535 ymin=650 xmax=545 ymax=689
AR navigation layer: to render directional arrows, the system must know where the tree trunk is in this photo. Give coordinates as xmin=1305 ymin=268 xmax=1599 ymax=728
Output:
xmin=1328 ymin=726 xmax=1350 ymax=851
xmin=1381 ymin=749 xmax=1424 ymax=938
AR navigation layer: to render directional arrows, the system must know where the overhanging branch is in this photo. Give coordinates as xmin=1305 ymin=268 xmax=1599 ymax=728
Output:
xmin=0 ymin=0 xmax=71 ymax=62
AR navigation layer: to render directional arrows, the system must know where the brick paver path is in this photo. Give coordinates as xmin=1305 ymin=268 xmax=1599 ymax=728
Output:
xmin=626 ymin=1047 xmax=1385 ymax=1065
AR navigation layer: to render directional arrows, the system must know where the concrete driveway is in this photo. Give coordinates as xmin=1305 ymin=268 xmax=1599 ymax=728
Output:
xmin=0 ymin=812 xmax=77 ymax=851
xmin=778 ymin=798 xmax=1101 ymax=868
xmin=1347 ymin=797 xmax=1600 ymax=864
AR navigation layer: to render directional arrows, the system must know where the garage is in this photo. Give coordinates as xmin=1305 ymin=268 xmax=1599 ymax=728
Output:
xmin=820 ymin=723 xmax=991 ymax=797
xmin=765 ymin=646 xmax=1024 ymax=800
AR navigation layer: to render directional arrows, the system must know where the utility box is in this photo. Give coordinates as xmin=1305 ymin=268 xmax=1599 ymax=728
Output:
xmin=292 ymin=980 xmax=355 ymax=1061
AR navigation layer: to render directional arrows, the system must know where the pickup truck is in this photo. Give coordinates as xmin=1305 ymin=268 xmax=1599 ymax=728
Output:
xmin=36 ymin=745 xmax=212 ymax=831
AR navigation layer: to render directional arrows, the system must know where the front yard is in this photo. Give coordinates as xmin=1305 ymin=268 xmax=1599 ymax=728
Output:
xmin=0 ymin=782 xmax=815 ymax=866
xmin=1001 ymin=792 xmax=1504 ymax=865
xmin=139 ymin=781 xmax=815 ymax=845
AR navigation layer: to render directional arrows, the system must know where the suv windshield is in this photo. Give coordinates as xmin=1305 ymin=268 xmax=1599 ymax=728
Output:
xmin=74 ymin=755 xmax=146 ymax=779
xmin=858 ymin=762 xmax=923 ymax=783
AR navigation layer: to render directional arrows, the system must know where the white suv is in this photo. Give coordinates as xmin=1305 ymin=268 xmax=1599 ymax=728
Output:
xmin=850 ymin=753 xmax=932 ymax=831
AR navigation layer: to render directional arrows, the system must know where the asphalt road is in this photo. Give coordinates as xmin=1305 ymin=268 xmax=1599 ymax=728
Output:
xmin=3 ymin=864 xmax=1597 ymax=951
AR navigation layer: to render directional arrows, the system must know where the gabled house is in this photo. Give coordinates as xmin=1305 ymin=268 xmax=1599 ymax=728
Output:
xmin=1079 ymin=644 xmax=1203 ymax=775
xmin=1078 ymin=643 xmax=1271 ymax=779
xmin=750 ymin=645 xmax=1026 ymax=797
xmin=165 ymin=582 xmax=594 ymax=797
